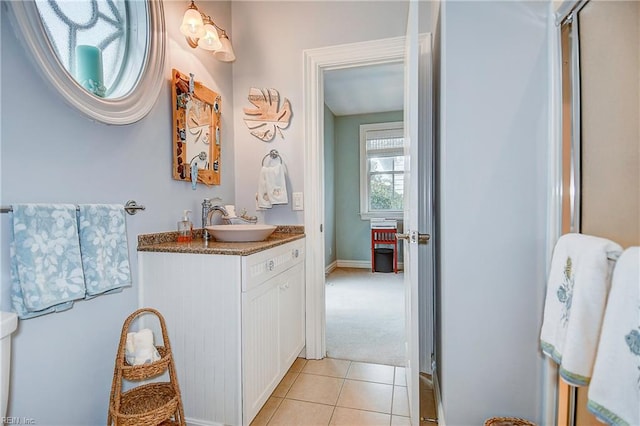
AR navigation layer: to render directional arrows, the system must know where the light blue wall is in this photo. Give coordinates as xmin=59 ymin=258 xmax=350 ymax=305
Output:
xmin=438 ymin=1 xmax=548 ymax=424
xmin=0 ymin=2 xmax=234 ymax=424
xmin=334 ymin=111 xmax=403 ymax=263
xmin=324 ymin=105 xmax=336 ymax=268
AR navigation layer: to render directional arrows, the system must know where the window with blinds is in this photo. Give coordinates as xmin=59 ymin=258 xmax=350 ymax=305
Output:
xmin=359 ymin=122 xmax=405 ymax=219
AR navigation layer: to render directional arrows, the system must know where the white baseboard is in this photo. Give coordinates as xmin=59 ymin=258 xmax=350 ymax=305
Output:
xmin=332 ymin=260 xmax=405 ymax=271
xmin=325 ymin=260 xmax=337 ymax=275
xmin=336 ymin=260 xmax=371 ymax=269
xmin=186 ymin=417 xmax=223 ymax=426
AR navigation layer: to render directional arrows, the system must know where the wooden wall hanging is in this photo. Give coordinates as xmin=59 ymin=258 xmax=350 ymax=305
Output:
xmin=172 ymin=69 xmax=221 ymax=186
xmin=243 ymin=87 xmax=291 ymax=142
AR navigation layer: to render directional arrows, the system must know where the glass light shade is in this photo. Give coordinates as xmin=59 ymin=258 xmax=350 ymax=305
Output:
xmin=197 ymin=22 xmax=222 ymax=51
xmin=180 ymin=8 xmax=205 ymax=38
xmin=213 ymin=34 xmax=235 ymax=62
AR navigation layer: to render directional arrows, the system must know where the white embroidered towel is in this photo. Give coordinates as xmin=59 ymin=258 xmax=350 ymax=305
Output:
xmin=587 ymin=247 xmax=640 ymax=426
xmin=257 ymin=164 xmax=288 ymax=208
xmin=264 ymin=164 xmax=288 ymax=205
xmin=257 ymin=167 xmax=272 ymax=209
xmin=540 ymin=233 xmax=622 ymax=386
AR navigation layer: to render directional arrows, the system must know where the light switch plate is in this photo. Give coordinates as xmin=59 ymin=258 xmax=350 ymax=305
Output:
xmin=292 ymin=192 xmax=303 ymax=211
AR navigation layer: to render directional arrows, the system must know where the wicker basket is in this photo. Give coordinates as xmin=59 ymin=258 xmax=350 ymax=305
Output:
xmin=484 ymin=417 xmax=537 ymax=426
xmin=108 ymin=308 xmax=185 ymax=426
xmin=109 ymin=383 xmax=179 ymax=426
xmin=121 ymin=346 xmax=171 ymax=381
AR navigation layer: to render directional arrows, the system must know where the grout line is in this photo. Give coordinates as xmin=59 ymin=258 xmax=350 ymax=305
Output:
xmin=281 ymin=395 xmax=341 ymax=408
xmin=327 ymin=405 xmax=337 ymax=425
xmin=263 ymin=396 xmax=283 ymax=426
xmin=335 ymin=375 xmax=348 ymax=408
xmin=391 ymin=381 xmax=396 ymax=419
xmin=339 ymin=376 xmax=396 ymax=385
xmin=280 ymin=371 xmax=299 ymax=399
xmin=298 ymin=371 xmax=350 ymax=379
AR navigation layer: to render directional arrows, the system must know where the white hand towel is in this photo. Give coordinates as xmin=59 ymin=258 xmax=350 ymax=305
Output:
xmin=257 ymin=167 xmax=273 ymax=209
xmin=264 ymin=164 xmax=288 ymax=205
xmin=125 ymin=328 xmax=161 ymax=366
xmin=587 ymin=247 xmax=640 ymax=426
xmin=540 ymin=233 xmax=622 ymax=386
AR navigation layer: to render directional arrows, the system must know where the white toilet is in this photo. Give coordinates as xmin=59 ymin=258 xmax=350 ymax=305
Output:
xmin=0 ymin=312 xmax=18 ymax=419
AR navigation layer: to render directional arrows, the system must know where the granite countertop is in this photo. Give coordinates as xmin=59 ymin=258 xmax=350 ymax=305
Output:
xmin=137 ymin=226 xmax=305 ymax=256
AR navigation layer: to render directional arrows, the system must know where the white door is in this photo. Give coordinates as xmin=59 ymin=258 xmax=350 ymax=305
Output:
xmin=402 ymin=2 xmax=433 ymax=424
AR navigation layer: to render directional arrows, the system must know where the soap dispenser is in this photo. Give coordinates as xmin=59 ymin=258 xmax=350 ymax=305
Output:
xmin=177 ymin=210 xmax=193 ymax=243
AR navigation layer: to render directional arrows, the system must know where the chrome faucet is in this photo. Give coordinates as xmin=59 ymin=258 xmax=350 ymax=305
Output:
xmin=202 ymin=198 xmax=259 ymax=240
xmin=201 ymin=198 xmax=228 ymax=240
xmin=207 ymin=205 xmax=229 ymax=225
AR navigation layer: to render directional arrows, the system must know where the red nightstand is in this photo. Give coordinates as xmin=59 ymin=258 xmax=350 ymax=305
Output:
xmin=371 ymin=228 xmax=398 ymax=273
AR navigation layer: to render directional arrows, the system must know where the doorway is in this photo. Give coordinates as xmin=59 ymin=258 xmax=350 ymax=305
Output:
xmin=322 ymin=61 xmax=406 ymax=366
xmin=303 ymin=31 xmax=435 ymax=425
xmin=302 ymin=36 xmax=407 ymax=361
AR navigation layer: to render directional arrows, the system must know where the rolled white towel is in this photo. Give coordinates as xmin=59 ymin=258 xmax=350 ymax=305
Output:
xmin=125 ymin=328 xmax=161 ymax=366
xmin=133 ymin=328 xmax=154 ymax=349
xmin=125 ymin=332 xmax=136 ymax=363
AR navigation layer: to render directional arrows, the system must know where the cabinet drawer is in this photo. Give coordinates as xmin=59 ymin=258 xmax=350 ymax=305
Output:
xmin=241 ymin=239 xmax=305 ymax=292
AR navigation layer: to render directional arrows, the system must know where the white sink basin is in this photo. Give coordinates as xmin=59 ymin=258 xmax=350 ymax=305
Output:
xmin=206 ymin=224 xmax=277 ymax=242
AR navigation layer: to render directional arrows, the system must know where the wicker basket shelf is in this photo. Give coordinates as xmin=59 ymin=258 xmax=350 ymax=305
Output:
xmin=120 ymin=346 xmax=171 ymax=381
xmin=108 ymin=308 xmax=185 ymax=426
xmin=484 ymin=417 xmax=537 ymax=426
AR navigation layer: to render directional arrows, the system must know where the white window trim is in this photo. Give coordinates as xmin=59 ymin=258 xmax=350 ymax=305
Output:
xmin=7 ymin=1 xmax=166 ymax=125
xmin=359 ymin=121 xmax=404 ymax=220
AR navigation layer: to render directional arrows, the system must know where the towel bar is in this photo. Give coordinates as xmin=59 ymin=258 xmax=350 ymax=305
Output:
xmin=0 ymin=200 xmax=146 ymax=215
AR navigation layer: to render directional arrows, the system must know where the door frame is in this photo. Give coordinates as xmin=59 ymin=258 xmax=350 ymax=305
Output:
xmin=303 ymin=36 xmax=408 ymax=360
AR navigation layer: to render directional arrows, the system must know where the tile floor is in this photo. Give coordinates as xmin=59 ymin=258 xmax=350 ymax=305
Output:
xmin=251 ymin=358 xmax=411 ymax=426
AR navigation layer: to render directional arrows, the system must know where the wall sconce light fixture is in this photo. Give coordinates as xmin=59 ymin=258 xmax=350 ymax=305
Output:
xmin=180 ymin=0 xmax=235 ymax=62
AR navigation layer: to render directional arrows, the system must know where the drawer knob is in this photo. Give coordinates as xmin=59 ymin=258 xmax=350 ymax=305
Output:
xmin=268 ymin=260 xmax=275 ymax=271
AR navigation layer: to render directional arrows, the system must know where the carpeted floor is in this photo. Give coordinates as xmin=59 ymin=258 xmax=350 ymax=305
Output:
xmin=325 ymin=267 xmax=405 ymax=366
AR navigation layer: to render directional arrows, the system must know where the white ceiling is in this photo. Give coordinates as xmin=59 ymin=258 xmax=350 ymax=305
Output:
xmin=323 ymin=62 xmax=404 ymax=116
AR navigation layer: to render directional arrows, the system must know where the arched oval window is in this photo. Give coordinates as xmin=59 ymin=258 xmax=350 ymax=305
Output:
xmin=8 ymin=0 xmax=166 ymax=125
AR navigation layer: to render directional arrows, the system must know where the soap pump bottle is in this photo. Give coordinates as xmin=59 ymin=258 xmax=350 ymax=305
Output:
xmin=177 ymin=210 xmax=193 ymax=243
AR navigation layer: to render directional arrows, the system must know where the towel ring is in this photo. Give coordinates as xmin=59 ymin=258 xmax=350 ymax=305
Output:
xmin=262 ymin=149 xmax=283 ymax=166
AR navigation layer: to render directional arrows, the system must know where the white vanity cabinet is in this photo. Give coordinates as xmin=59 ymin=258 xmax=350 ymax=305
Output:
xmin=242 ymin=261 xmax=304 ymax=421
xmin=139 ymin=238 xmax=305 ymax=426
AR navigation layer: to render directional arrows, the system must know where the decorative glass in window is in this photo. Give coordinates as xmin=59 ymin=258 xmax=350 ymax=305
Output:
xmin=8 ymin=0 xmax=164 ymax=124
xmin=35 ymin=0 xmax=146 ymax=98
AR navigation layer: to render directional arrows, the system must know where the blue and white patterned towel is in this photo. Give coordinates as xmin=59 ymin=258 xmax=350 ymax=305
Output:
xmin=10 ymin=204 xmax=86 ymax=319
xmin=78 ymin=204 xmax=132 ymax=297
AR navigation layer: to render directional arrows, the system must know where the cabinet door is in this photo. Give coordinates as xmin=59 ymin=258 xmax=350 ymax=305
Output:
xmin=278 ymin=262 xmax=305 ymax=370
xmin=242 ymin=277 xmax=280 ymax=424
